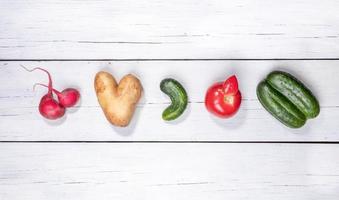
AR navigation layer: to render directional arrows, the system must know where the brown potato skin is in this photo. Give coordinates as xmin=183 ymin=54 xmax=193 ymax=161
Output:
xmin=94 ymin=71 xmax=142 ymax=127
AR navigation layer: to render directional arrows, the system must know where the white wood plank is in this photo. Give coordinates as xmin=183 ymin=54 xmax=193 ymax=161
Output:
xmin=0 ymin=61 xmax=338 ymax=141
xmin=1 ymin=0 xmax=339 ymax=59
xmin=0 ymin=143 xmax=338 ymax=199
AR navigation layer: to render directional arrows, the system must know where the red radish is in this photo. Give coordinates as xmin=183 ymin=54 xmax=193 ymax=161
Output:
xmin=34 ymin=83 xmax=80 ymax=107
xmin=21 ymin=65 xmax=66 ymax=120
xmin=56 ymin=88 xmax=80 ymax=107
xmin=39 ymin=94 xmax=66 ymax=120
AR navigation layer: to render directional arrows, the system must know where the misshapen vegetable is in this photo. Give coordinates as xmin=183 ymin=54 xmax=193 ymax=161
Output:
xmin=205 ymin=75 xmax=242 ymax=118
xmin=22 ymin=65 xmax=65 ymax=120
xmin=160 ymin=78 xmax=188 ymax=121
xmin=94 ymin=71 xmax=142 ymax=127
xmin=22 ymin=65 xmax=80 ymax=120
xmin=257 ymin=71 xmax=320 ymax=128
xmin=34 ymin=83 xmax=80 ymax=108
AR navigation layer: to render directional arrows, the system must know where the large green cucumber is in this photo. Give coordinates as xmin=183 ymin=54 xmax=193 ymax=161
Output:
xmin=160 ymin=78 xmax=188 ymax=121
xmin=257 ymin=71 xmax=320 ymax=128
xmin=266 ymin=71 xmax=320 ymax=119
xmin=257 ymin=81 xmax=306 ymax=128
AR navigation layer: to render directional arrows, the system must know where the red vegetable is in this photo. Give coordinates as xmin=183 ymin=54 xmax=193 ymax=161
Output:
xmin=205 ymin=75 xmax=242 ymax=118
xmin=38 ymin=94 xmax=66 ymax=120
xmin=21 ymin=65 xmax=66 ymax=120
xmin=34 ymin=83 xmax=80 ymax=108
xmin=56 ymin=88 xmax=80 ymax=108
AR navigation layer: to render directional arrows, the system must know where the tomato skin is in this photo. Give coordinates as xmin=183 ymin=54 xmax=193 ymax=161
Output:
xmin=205 ymin=76 xmax=242 ymax=118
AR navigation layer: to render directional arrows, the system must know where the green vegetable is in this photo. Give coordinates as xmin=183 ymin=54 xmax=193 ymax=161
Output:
xmin=257 ymin=71 xmax=320 ymax=128
xmin=160 ymin=78 xmax=188 ymax=121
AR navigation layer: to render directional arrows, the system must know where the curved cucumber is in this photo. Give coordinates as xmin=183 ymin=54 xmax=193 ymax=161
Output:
xmin=160 ymin=78 xmax=188 ymax=121
xmin=266 ymin=71 xmax=320 ymax=119
xmin=257 ymin=71 xmax=320 ymax=128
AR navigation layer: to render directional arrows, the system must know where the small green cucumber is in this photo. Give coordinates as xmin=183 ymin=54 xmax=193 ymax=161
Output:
xmin=160 ymin=78 xmax=188 ymax=121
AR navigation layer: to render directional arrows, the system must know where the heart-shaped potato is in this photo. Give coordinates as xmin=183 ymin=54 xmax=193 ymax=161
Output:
xmin=94 ymin=71 xmax=142 ymax=127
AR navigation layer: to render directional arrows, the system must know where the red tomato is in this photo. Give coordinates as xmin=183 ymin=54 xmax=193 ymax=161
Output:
xmin=205 ymin=75 xmax=242 ymax=118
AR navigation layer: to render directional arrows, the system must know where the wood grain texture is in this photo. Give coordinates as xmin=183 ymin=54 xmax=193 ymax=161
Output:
xmin=0 ymin=143 xmax=339 ymax=200
xmin=1 ymin=0 xmax=339 ymax=59
xmin=1 ymin=0 xmax=339 ymax=198
xmin=1 ymin=61 xmax=338 ymax=141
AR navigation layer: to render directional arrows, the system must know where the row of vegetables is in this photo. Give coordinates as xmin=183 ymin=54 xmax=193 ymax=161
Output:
xmin=22 ymin=66 xmax=320 ymax=129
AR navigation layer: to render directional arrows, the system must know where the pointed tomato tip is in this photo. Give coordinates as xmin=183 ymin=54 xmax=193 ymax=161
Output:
xmin=228 ymin=75 xmax=238 ymax=82
xmin=222 ymin=75 xmax=239 ymax=95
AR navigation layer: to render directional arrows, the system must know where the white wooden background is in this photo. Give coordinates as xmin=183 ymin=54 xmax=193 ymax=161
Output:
xmin=1 ymin=0 xmax=339 ymax=199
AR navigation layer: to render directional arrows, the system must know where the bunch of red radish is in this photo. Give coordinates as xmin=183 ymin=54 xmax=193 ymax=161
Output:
xmin=22 ymin=65 xmax=80 ymax=120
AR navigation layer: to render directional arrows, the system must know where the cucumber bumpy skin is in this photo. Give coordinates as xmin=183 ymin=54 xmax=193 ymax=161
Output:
xmin=257 ymin=81 xmax=306 ymax=128
xmin=266 ymin=71 xmax=320 ymax=119
xmin=257 ymin=71 xmax=320 ymax=128
xmin=160 ymin=78 xmax=188 ymax=121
